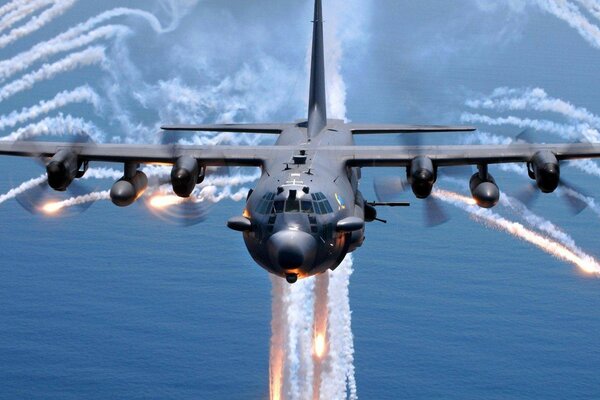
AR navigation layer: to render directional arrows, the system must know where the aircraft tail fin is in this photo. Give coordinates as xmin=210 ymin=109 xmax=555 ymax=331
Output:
xmin=307 ymin=0 xmax=327 ymax=138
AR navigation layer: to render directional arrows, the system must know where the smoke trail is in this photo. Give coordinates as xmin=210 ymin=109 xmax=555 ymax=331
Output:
xmin=533 ymin=0 xmax=600 ymax=49
xmin=0 ymin=86 xmax=101 ymax=131
xmin=270 ymin=276 xmax=286 ymax=400
xmin=42 ymin=190 xmax=110 ymax=214
xmin=0 ymin=0 xmax=78 ymax=49
xmin=0 ymin=3 xmax=183 ymax=83
xmin=460 ymin=113 xmax=597 ymax=142
xmin=320 ymin=257 xmax=357 ymax=400
xmin=466 ymin=87 xmax=600 ymax=127
xmin=0 ymin=46 xmax=106 ymax=103
xmin=312 ymin=273 xmax=329 ymax=400
xmin=280 ymin=279 xmax=315 ymax=400
xmin=0 ymin=0 xmax=54 ymax=34
xmin=0 ymin=25 xmax=129 ymax=83
xmin=0 ymin=114 xmax=105 ymax=143
xmin=0 ymin=0 xmax=24 ymax=20
xmin=0 ymin=174 xmax=47 ymax=205
xmin=434 ymin=189 xmax=600 ymax=275
xmin=576 ymin=0 xmax=600 ymax=21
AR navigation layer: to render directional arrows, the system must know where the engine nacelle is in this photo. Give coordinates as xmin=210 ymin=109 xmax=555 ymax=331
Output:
xmin=470 ymin=173 xmax=500 ymax=209
xmin=110 ymin=171 xmax=148 ymax=207
xmin=171 ymin=156 xmax=203 ymax=198
xmin=529 ymin=151 xmax=560 ymax=193
xmin=46 ymin=149 xmax=79 ymax=191
xmin=409 ymin=156 xmax=436 ymax=199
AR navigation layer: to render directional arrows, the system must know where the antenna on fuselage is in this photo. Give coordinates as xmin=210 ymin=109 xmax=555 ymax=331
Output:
xmin=307 ymin=0 xmax=327 ymax=138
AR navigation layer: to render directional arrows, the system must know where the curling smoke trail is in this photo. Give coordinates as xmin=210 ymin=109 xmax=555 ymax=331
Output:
xmin=0 ymin=86 xmax=101 ymax=131
xmin=0 ymin=24 xmax=128 ymax=83
xmin=0 ymin=46 xmax=106 ymax=103
xmin=0 ymin=114 xmax=105 ymax=143
xmin=0 ymin=0 xmax=54 ymax=34
xmin=0 ymin=174 xmax=47 ymax=205
xmin=466 ymin=87 xmax=600 ymax=127
xmin=0 ymin=0 xmax=24 ymax=20
xmin=0 ymin=0 xmax=78 ymax=49
xmin=434 ymin=189 xmax=600 ymax=275
xmin=533 ymin=0 xmax=600 ymax=49
xmin=0 ymin=4 xmax=180 ymax=83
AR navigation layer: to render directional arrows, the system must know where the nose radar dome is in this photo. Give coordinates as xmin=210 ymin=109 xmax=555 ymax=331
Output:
xmin=268 ymin=230 xmax=317 ymax=272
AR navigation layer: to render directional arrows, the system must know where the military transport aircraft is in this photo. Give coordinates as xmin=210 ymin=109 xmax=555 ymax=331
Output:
xmin=1 ymin=0 xmax=600 ymax=283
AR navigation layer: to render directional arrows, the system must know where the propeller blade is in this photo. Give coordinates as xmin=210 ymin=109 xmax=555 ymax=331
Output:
xmin=373 ymin=176 xmax=408 ymax=202
xmin=142 ymin=190 xmax=212 ymax=226
xmin=513 ymin=182 xmax=540 ymax=206
xmin=12 ymin=133 xmax=99 ymax=217
xmin=559 ymin=180 xmax=590 ymax=215
xmin=424 ymin=197 xmax=450 ymax=227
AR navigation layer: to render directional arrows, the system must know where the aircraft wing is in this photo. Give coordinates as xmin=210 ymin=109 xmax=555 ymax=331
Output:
xmin=2 ymin=141 xmax=600 ymax=168
xmin=347 ymin=124 xmax=476 ymax=134
xmin=339 ymin=143 xmax=600 ymax=167
xmin=160 ymin=123 xmax=289 ymax=134
xmin=0 ymin=141 xmax=287 ymax=167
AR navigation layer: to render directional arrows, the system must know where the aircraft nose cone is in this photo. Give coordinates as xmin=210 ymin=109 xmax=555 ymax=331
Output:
xmin=268 ymin=230 xmax=317 ymax=271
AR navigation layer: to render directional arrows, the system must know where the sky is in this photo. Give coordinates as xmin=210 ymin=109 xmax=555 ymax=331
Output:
xmin=1 ymin=1 xmax=600 ymax=399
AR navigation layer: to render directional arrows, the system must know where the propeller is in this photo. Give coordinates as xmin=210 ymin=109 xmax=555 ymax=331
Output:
xmin=11 ymin=133 xmax=99 ymax=217
xmin=138 ymin=130 xmax=235 ymax=226
xmin=387 ymin=131 xmax=452 ymax=226
xmin=373 ymin=175 xmax=449 ymax=227
xmin=141 ymin=171 xmax=213 ymax=226
xmin=511 ymin=129 xmax=592 ymax=215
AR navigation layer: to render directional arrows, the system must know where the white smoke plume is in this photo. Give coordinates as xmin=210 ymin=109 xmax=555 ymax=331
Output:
xmin=0 ymin=0 xmax=78 ymax=49
xmin=0 ymin=86 xmax=101 ymax=131
xmin=460 ymin=113 xmax=598 ymax=142
xmin=0 ymin=174 xmax=47 ymax=205
xmin=466 ymin=87 xmax=600 ymax=127
xmin=0 ymin=0 xmax=54 ymax=34
xmin=0 ymin=114 xmax=104 ymax=143
xmin=44 ymin=190 xmax=111 ymax=214
xmin=0 ymin=0 xmax=25 ymax=19
xmin=319 ymin=257 xmax=357 ymax=400
xmin=532 ymin=0 xmax=600 ymax=49
xmin=0 ymin=3 xmax=188 ymax=83
xmin=0 ymin=46 xmax=106 ymax=103
xmin=575 ymin=0 xmax=600 ymax=21
xmin=0 ymin=25 xmax=129 ymax=83
xmin=434 ymin=189 xmax=600 ymax=275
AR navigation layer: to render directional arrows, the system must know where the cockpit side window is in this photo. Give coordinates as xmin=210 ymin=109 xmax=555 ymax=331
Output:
xmin=273 ymin=200 xmax=285 ymax=213
xmin=256 ymin=193 xmax=276 ymax=214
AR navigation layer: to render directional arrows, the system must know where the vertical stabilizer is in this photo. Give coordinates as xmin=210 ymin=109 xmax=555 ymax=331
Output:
xmin=307 ymin=0 xmax=327 ymax=138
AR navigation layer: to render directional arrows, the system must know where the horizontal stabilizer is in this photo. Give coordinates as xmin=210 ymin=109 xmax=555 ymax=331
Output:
xmin=349 ymin=124 xmax=476 ymax=134
xmin=161 ymin=124 xmax=288 ymax=134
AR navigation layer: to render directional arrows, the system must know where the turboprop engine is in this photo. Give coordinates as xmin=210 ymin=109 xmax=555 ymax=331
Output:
xmin=171 ymin=156 xmax=204 ymax=198
xmin=409 ymin=156 xmax=436 ymax=198
xmin=46 ymin=149 xmax=81 ymax=191
xmin=529 ymin=151 xmax=560 ymax=193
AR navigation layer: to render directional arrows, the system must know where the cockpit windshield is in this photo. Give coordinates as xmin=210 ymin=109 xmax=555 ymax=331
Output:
xmin=256 ymin=191 xmax=333 ymax=215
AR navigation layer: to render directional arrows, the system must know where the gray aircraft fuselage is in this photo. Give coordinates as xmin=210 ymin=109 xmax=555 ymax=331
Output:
xmin=242 ymin=120 xmax=364 ymax=281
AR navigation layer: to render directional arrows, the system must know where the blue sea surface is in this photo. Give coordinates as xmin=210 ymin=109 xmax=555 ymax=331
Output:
xmin=1 ymin=164 xmax=600 ymax=400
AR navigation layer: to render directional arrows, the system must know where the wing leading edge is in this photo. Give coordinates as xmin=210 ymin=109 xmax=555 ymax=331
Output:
xmin=2 ymin=141 xmax=600 ymax=168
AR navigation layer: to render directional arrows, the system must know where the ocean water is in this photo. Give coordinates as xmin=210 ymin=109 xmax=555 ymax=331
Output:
xmin=1 ymin=162 xmax=600 ymax=400
xmin=2 ymin=1 xmax=600 ymax=399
